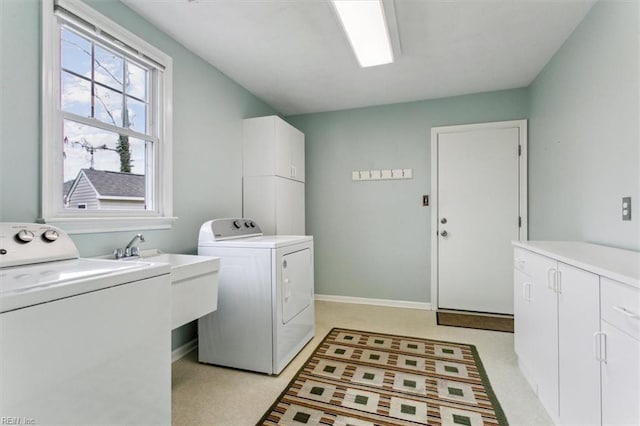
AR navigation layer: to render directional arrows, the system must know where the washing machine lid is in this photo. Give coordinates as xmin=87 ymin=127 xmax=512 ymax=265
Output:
xmin=199 ymin=234 xmax=313 ymax=249
xmin=0 ymin=258 xmax=169 ymax=313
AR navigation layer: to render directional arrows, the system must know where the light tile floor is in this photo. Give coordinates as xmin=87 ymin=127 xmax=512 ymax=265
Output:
xmin=172 ymin=301 xmax=552 ymax=425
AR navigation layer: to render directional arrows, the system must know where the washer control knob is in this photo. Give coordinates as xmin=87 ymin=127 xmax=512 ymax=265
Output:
xmin=42 ymin=229 xmax=59 ymax=242
xmin=249 ymin=221 xmax=255 ymax=228
xmin=233 ymin=220 xmax=241 ymax=229
xmin=16 ymin=230 xmax=35 ymax=243
xmin=244 ymin=221 xmax=251 ymax=228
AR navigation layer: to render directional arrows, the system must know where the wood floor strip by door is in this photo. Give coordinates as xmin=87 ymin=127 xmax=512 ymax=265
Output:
xmin=437 ymin=311 xmax=514 ymax=333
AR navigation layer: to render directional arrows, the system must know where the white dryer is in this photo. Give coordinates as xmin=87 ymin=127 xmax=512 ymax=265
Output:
xmin=197 ymin=218 xmax=314 ymax=375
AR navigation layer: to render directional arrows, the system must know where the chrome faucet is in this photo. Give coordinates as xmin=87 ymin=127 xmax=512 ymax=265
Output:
xmin=114 ymin=233 xmax=145 ymax=259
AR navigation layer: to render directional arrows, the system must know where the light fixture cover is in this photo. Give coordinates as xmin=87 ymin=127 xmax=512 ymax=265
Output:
xmin=332 ymin=0 xmax=394 ymax=67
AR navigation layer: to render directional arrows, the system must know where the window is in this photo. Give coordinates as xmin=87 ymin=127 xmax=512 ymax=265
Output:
xmin=41 ymin=0 xmax=174 ymax=233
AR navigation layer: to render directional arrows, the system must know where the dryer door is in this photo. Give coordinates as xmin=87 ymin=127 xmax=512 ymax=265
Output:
xmin=281 ymin=248 xmax=313 ymax=324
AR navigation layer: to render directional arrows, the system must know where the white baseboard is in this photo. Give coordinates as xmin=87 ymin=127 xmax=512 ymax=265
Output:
xmin=315 ymin=294 xmax=432 ymax=311
xmin=172 ymin=338 xmax=198 ymax=363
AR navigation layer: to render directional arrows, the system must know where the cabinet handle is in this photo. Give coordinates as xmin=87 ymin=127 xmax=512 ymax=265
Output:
xmin=613 ymin=305 xmax=640 ymax=319
xmin=524 ymin=282 xmax=532 ymax=302
xmin=547 ymin=268 xmax=557 ymax=291
xmin=594 ymin=332 xmax=607 ymax=363
xmin=522 ymin=282 xmax=528 ymax=300
xmin=556 ymin=270 xmax=562 ymax=294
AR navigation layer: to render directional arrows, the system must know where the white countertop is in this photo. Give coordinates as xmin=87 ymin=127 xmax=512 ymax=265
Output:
xmin=513 ymin=241 xmax=640 ymax=288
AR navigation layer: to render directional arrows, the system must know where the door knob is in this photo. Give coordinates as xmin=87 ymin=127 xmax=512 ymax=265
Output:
xmin=440 ymin=218 xmax=447 ymax=224
xmin=440 ymin=230 xmax=448 ymax=237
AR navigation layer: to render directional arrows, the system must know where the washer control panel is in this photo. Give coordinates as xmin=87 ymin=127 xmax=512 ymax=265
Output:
xmin=0 ymin=223 xmax=79 ymax=268
xmin=199 ymin=218 xmax=262 ymax=242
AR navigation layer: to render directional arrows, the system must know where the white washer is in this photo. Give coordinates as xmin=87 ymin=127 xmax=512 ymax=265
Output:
xmin=0 ymin=223 xmax=171 ymax=425
xmin=197 ymin=218 xmax=314 ymax=375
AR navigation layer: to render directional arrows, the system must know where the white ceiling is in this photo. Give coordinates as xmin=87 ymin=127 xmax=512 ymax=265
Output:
xmin=121 ymin=0 xmax=596 ymax=115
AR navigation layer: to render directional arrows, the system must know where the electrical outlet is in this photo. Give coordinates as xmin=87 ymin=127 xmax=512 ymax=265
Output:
xmin=622 ymin=197 xmax=631 ymax=220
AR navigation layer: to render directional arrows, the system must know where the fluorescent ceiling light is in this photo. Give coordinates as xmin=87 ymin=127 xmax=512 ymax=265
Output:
xmin=332 ymin=0 xmax=394 ymax=68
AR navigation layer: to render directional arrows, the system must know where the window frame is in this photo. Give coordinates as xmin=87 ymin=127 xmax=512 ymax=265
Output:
xmin=41 ymin=0 xmax=175 ymax=234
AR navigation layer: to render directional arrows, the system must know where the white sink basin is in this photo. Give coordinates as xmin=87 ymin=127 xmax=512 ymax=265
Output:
xmin=142 ymin=253 xmax=219 ymax=283
xmin=122 ymin=250 xmax=220 ymax=330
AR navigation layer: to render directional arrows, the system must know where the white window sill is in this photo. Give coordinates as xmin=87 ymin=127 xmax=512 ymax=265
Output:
xmin=39 ymin=216 xmax=178 ymax=234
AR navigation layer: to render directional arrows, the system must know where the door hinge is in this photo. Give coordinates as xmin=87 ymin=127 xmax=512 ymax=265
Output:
xmin=518 ymin=216 xmax=522 ymax=227
xmin=518 ymin=145 xmax=522 ymax=156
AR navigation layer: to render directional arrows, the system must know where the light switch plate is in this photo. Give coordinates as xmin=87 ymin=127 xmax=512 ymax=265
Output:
xmin=381 ymin=169 xmax=392 ymax=179
xmin=352 ymin=171 xmax=360 ymax=181
xmin=359 ymin=170 xmax=371 ymax=180
xmin=403 ymin=168 xmax=413 ymax=179
xmin=391 ymin=169 xmax=403 ymax=179
xmin=371 ymin=170 xmax=381 ymax=180
xmin=622 ymin=197 xmax=631 ymax=220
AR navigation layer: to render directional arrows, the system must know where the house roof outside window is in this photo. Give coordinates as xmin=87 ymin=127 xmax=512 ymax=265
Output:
xmin=66 ymin=169 xmax=145 ymax=205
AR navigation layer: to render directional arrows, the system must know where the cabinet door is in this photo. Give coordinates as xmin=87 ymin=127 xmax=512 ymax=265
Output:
xmin=601 ymin=321 xmax=640 ymax=426
xmin=289 ymin=128 xmax=305 ymax=182
xmin=514 ymin=268 xmax=536 ymax=387
xmin=557 ymin=263 xmax=600 ymax=425
xmin=275 ymin=178 xmax=305 ymax=235
xmin=243 ymin=116 xmax=277 ymax=177
xmin=243 ymin=176 xmax=276 ymax=235
xmin=275 ymin=117 xmax=305 ymax=182
xmin=530 ymin=259 xmax=560 ymax=420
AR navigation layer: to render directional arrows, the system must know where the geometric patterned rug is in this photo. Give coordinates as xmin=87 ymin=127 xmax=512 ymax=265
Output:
xmin=258 ymin=328 xmax=508 ymax=425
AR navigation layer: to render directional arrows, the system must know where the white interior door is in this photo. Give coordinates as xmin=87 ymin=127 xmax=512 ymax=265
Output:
xmin=433 ymin=122 xmax=526 ymax=314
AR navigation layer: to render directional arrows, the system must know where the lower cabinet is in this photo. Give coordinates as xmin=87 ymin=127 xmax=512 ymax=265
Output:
xmin=514 ymin=242 xmax=639 ymax=426
xmin=600 ymin=322 xmax=640 ymax=425
xmin=557 ymin=263 xmax=600 ymax=425
xmin=600 ymin=277 xmax=640 ymax=426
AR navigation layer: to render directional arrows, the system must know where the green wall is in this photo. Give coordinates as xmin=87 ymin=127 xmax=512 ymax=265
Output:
xmin=287 ymin=0 xmax=639 ymax=304
xmin=0 ymin=0 xmax=276 ymax=349
xmin=288 ymin=89 xmax=529 ymax=303
xmin=529 ymin=0 xmax=639 ymax=251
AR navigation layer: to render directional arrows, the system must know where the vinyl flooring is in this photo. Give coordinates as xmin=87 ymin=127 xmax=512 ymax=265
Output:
xmin=171 ymin=301 xmax=551 ymax=425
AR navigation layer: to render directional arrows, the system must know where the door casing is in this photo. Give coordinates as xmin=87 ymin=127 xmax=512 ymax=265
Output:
xmin=430 ymin=120 xmax=528 ymax=311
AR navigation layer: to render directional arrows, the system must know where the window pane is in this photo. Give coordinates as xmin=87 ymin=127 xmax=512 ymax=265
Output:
xmin=128 ymin=137 xmax=150 ymax=176
xmin=126 ymin=61 xmax=147 ymax=100
xmin=62 ymin=71 xmax=91 ymax=117
xmin=61 ymin=27 xmax=91 ymax=76
xmin=94 ymin=45 xmax=123 ymax=91
xmin=126 ymin=96 xmax=147 ymax=133
xmin=63 ymin=120 xmax=148 ymax=211
xmin=94 ymin=85 xmax=123 ymax=127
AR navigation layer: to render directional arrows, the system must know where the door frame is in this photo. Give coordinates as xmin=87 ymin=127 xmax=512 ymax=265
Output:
xmin=430 ymin=120 xmax=528 ymax=311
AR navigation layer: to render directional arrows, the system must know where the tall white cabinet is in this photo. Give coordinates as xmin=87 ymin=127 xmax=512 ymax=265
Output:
xmin=242 ymin=116 xmax=305 ymax=235
xmin=513 ymin=241 xmax=640 ymax=426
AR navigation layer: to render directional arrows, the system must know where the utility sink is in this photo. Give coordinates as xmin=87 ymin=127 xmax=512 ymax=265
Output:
xmin=124 ymin=250 xmax=220 ymax=330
